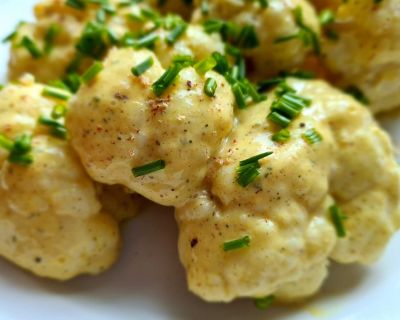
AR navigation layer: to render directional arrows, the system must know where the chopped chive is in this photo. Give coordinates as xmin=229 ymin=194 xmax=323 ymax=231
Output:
xmin=172 ymin=55 xmax=194 ymax=66
xmin=96 ymin=9 xmax=107 ymax=24
xmin=42 ymin=86 xmax=72 ymax=101
xmin=204 ymin=77 xmax=217 ymax=97
xmin=232 ymin=82 xmax=247 ymax=109
xmin=123 ymin=32 xmax=159 ymax=49
xmin=165 ymin=23 xmax=188 ymax=45
xmin=82 ymin=61 xmax=104 ymax=83
xmin=237 ymin=152 xmax=273 ymax=187
xmin=2 ymin=30 xmax=18 ymax=43
xmin=44 ymin=23 xmax=60 ymax=54
xmin=267 ymin=84 xmax=311 ymax=128
xmin=212 ymin=52 xmax=230 ymax=74
xmin=63 ymin=72 xmax=82 ymax=93
xmin=239 ymin=151 xmax=273 ymax=166
xmin=0 ymin=134 xmax=33 ymax=166
xmin=254 ymin=295 xmax=275 ymax=310
xmin=279 ymin=70 xmax=315 ymax=79
xmin=194 ymin=56 xmax=217 ymax=74
xmin=319 ymin=9 xmax=336 ymax=26
xmin=257 ymin=0 xmax=269 ymax=7
xmin=345 ymin=85 xmax=370 ymax=105
xmin=132 ymin=160 xmax=166 ymax=177
xmin=302 ymin=128 xmax=322 ymax=144
xmin=272 ymin=129 xmax=290 ymax=143
xmin=235 ymin=25 xmax=259 ymax=49
xmin=275 ymin=7 xmax=320 ymax=55
xmin=152 ymin=63 xmax=185 ymax=96
xmin=131 ymin=57 xmax=154 ymax=76
xmin=237 ymin=162 xmax=261 ymax=187
xmin=51 ymin=105 xmax=67 ymax=119
xmin=0 ymin=134 xmax=14 ymax=151
xmin=76 ymin=22 xmax=115 ymax=59
xmin=329 ymin=204 xmax=347 ymax=237
xmin=203 ymin=19 xmax=225 ymax=34
xmin=65 ymin=0 xmax=86 ymax=10
xmin=20 ymin=36 xmax=42 ymax=59
xmin=223 ymin=235 xmax=250 ymax=251
xmin=38 ymin=116 xmax=67 ymax=139
xmin=267 ymin=111 xmax=291 ymax=128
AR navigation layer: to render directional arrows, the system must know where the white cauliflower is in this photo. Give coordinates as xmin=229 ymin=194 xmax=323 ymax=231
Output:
xmin=0 ymin=77 xmax=135 ymax=280
xmin=175 ymin=78 xmax=400 ymax=302
xmin=7 ymin=0 xmax=223 ymax=83
xmin=318 ymin=0 xmax=400 ymax=113
xmin=66 ymin=48 xmax=234 ymax=207
xmin=192 ymin=0 xmax=320 ymax=79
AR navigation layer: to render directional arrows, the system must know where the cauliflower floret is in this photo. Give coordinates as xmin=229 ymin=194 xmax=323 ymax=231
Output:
xmin=67 ymin=48 xmax=234 ymax=207
xmin=192 ymin=0 xmax=320 ymax=80
xmin=0 ymin=78 xmax=128 ymax=280
xmin=7 ymin=0 xmax=223 ymax=84
xmin=7 ymin=0 xmax=147 ymax=82
xmin=175 ymin=79 xmax=400 ymax=302
xmin=318 ymin=0 xmax=400 ymax=113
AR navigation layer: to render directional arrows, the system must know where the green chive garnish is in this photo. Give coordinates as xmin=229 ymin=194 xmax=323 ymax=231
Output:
xmin=122 ymin=32 xmax=159 ymax=49
xmin=302 ymin=128 xmax=322 ymax=144
xmin=51 ymin=104 xmax=67 ymax=119
xmin=329 ymin=204 xmax=347 ymax=237
xmin=131 ymin=57 xmax=154 ymax=76
xmin=165 ymin=23 xmax=188 ymax=45
xmin=267 ymin=83 xmax=311 ymax=128
xmin=152 ymin=63 xmax=185 ymax=96
xmin=42 ymin=86 xmax=72 ymax=101
xmin=275 ymin=7 xmax=320 ymax=55
xmin=20 ymin=36 xmax=42 ymax=59
xmin=82 ymin=61 xmax=104 ymax=83
xmin=232 ymin=82 xmax=247 ymax=109
xmin=272 ymin=129 xmax=291 ymax=143
xmin=194 ymin=56 xmax=217 ymax=74
xmin=319 ymin=9 xmax=336 ymax=26
xmin=65 ymin=0 xmax=86 ymax=10
xmin=345 ymin=85 xmax=370 ymax=105
xmin=132 ymin=160 xmax=166 ymax=177
xmin=223 ymin=235 xmax=251 ymax=251
xmin=44 ymin=23 xmax=60 ymax=54
xmin=0 ymin=134 xmax=33 ymax=166
xmin=236 ymin=151 xmax=273 ymax=187
xmin=204 ymin=77 xmax=217 ymax=97
xmin=235 ymin=25 xmax=259 ymax=49
xmin=38 ymin=116 xmax=67 ymax=139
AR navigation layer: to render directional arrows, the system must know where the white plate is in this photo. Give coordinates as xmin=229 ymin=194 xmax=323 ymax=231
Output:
xmin=0 ymin=2 xmax=399 ymax=319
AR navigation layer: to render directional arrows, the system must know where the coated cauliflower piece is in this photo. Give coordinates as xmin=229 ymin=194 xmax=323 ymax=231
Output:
xmin=192 ymin=0 xmax=320 ymax=80
xmin=7 ymin=0 xmax=223 ymax=84
xmin=175 ymin=78 xmax=400 ymax=302
xmin=318 ymin=0 xmax=400 ymax=113
xmin=7 ymin=0 xmax=147 ymax=82
xmin=67 ymin=48 xmax=234 ymax=207
xmin=0 ymin=77 xmax=124 ymax=280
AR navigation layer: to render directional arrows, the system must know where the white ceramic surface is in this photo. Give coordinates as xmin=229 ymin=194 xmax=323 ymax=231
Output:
xmin=0 ymin=2 xmax=399 ymax=319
